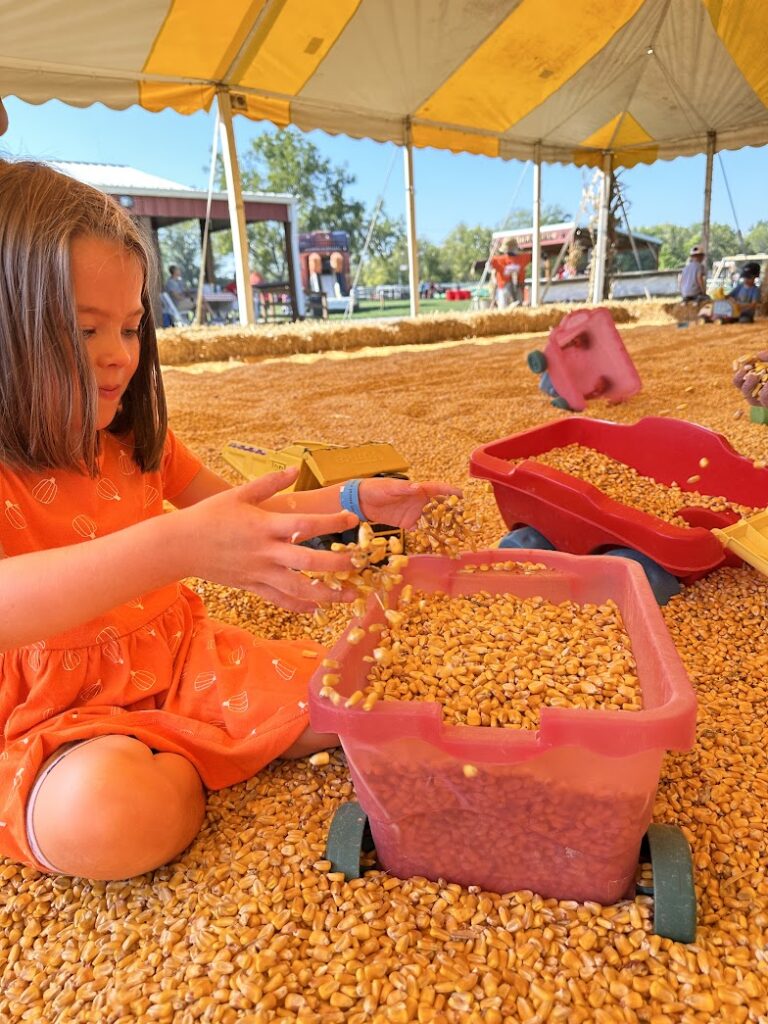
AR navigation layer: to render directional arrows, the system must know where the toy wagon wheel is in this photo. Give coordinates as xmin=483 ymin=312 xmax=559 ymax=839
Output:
xmin=527 ymin=349 xmax=548 ymax=374
xmin=325 ymin=801 xmax=375 ymax=880
xmin=603 ymin=547 xmax=681 ymax=605
xmin=637 ymin=824 xmax=697 ymax=943
xmin=499 ymin=526 xmax=556 ymax=551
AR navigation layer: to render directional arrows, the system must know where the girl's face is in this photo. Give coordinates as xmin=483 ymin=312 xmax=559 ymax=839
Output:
xmin=70 ymin=236 xmax=144 ymax=431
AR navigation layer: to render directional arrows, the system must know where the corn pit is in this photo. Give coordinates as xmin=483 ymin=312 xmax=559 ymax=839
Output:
xmin=358 ymin=591 xmax=642 ymax=726
xmin=2 ymin=318 xmax=768 ymax=1022
xmin=522 ymin=444 xmax=759 ymax=526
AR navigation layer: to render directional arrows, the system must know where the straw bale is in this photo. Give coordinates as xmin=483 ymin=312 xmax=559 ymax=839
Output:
xmin=156 ymin=300 xmax=672 ymax=366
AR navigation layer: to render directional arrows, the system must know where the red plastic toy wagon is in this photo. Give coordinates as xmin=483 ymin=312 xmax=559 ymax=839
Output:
xmin=470 ymin=416 xmax=768 ymax=602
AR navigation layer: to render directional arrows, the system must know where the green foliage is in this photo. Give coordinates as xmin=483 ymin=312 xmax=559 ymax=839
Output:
xmin=502 ymin=204 xmax=571 ymax=229
xmin=214 ymin=126 xmax=368 ymax=281
xmin=745 ymin=220 xmax=768 ymax=255
xmin=440 ymin=223 xmax=493 ymax=280
xmin=158 ymin=221 xmax=203 ymax=286
xmin=635 ymin=221 xmax=745 ymax=268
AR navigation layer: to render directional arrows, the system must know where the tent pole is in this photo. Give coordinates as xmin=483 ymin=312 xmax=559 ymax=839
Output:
xmin=194 ymin=107 xmax=221 ymax=325
xmin=702 ymin=131 xmax=716 ymax=257
xmin=403 ymin=120 xmax=420 ymax=317
xmin=591 ymin=151 xmax=612 ymax=304
xmin=531 ymin=143 xmax=542 ymax=307
xmin=217 ymin=90 xmax=255 ymax=326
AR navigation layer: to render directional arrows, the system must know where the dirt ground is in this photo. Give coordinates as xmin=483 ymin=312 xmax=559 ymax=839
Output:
xmin=2 ymin=320 xmax=767 ymax=1023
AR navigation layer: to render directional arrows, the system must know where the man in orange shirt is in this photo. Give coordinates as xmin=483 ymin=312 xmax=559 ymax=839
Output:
xmin=490 ymin=239 xmax=531 ymax=308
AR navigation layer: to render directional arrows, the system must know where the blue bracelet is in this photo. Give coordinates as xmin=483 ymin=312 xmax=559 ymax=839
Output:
xmin=339 ymin=478 xmax=366 ymax=521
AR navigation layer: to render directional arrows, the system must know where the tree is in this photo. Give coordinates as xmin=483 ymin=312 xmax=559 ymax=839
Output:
xmin=158 ymin=221 xmax=203 ymax=286
xmin=441 ymin=223 xmax=493 ymax=281
xmin=419 ymin=239 xmax=451 ymax=283
xmin=745 ymin=220 xmax=768 ymax=254
xmin=502 ymin=204 xmax=571 ymax=229
xmin=355 ymin=212 xmax=408 ymax=286
xmin=636 ymin=221 xmax=744 ymax=269
xmin=214 ymin=126 xmax=367 ymax=280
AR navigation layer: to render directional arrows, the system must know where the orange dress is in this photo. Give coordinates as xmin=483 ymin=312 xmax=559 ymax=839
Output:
xmin=0 ymin=430 xmax=324 ymax=870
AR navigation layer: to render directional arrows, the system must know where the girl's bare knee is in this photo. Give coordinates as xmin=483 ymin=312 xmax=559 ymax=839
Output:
xmin=30 ymin=735 xmax=206 ymax=880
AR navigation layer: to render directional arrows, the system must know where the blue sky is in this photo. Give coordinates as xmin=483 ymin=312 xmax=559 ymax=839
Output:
xmin=4 ymin=96 xmax=768 ymax=243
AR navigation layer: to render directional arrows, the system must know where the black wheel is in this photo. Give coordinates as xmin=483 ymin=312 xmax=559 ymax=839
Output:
xmin=551 ymin=395 xmax=572 ymax=410
xmin=637 ymin=824 xmax=697 ymax=943
xmin=527 ymin=349 xmax=548 ymax=374
xmin=499 ymin=526 xmax=556 ymax=550
xmin=325 ymin=801 xmax=375 ymax=880
xmin=603 ymin=547 xmax=681 ymax=605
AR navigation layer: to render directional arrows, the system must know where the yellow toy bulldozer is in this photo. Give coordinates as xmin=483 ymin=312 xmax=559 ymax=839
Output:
xmin=222 ymin=439 xmax=409 ymax=549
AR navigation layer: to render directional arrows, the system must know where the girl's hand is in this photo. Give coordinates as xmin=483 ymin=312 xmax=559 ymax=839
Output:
xmin=734 ymin=352 xmax=768 ymax=407
xmin=181 ymin=468 xmax=359 ymax=611
xmin=357 ymin=477 xmax=462 ymax=529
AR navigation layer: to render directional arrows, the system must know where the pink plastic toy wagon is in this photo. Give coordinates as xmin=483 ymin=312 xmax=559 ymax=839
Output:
xmin=310 ymin=550 xmax=697 ymax=941
xmin=527 ymin=307 xmax=642 ymax=411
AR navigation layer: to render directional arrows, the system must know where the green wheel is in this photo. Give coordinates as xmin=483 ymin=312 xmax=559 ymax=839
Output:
xmin=325 ymin=801 xmax=375 ymax=880
xmin=527 ymin=349 xmax=548 ymax=374
xmin=637 ymin=824 xmax=697 ymax=943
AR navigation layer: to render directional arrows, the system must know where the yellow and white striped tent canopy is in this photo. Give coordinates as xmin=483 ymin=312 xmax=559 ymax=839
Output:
xmin=2 ymin=0 xmax=766 ymax=168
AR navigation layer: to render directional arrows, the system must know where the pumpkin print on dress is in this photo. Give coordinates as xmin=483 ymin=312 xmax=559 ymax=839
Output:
xmin=32 ymin=477 xmax=58 ymax=505
xmin=130 ymin=669 xmax=157 ymax=692
xmin=61 ymin=649 xmax=82 ymax=672
xmin=222 ymin=691 xmax=249 ymax=713
xmin=77 ymin=681 xmax=103 ymax=703
xmin=72 ymin=514 xmax=97 ymax=540
xmin=96 ymin=626 xmax=124 ymax=667
xmin=271 ymin=658 xmax=296 ymax=681
xmin=4 ymin=500 xmax=26 ymax=530
xmin=143 ymin=485 xmax=160 ymax=509
xmin=28 ymin=642 xmax=46 ymax=673
xmin=96 ymin=477 xmax=121 ymax=502
xmin=192 ymin=671 xmax=216 ymax=693
xmin=118 ymin=449 xmax=136 ymax=475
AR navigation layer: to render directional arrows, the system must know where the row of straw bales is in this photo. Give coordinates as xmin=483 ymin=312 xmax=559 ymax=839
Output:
xmin=157 ymin=300 xmax=680 ymax=366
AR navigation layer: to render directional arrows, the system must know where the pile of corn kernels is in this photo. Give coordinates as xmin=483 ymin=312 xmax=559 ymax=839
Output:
xmin=523 ymin=445 xmax=759 ymax=526
xmin=357 ymin=591 xmax=641 ymax=727
xmin=2 ymin=319 xmax=767 ymax=1024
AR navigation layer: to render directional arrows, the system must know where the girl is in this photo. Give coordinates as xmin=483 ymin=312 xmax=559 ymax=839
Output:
xmin=0 ymin=161 xmax=455 ymax=881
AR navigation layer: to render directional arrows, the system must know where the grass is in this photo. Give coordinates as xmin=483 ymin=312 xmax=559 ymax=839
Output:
xmin=325 ymin=297 xmax=474 ymax=319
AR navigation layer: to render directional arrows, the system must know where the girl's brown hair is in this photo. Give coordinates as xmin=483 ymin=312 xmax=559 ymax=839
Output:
xmin=0 ymin=160 xmax=167 ymax=474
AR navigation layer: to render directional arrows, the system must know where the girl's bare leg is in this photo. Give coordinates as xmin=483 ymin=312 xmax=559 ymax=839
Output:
xmin=29 ymin=735 xmax=206 ymax=880
xmin=281 ymin=725 xmax=339 ymax=759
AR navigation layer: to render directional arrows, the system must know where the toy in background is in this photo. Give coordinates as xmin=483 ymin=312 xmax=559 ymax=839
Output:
xmin=733 ymin=351 xmax=768 ymax=423
xmin=699 ymin=261 xmax=761 ymax=324
xmin=329 ymin=251 xmax=345 ymax=298
xmin=526 ymin=308 xmax=642 ymax=412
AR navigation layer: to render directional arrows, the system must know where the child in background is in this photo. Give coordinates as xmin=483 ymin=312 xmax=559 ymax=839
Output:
xmin=0 ymin=161 xmax=456 ymax=881
xmin=727 ymin=264 xmax=761 ymax=323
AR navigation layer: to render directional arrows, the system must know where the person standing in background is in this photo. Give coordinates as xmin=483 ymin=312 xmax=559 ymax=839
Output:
xmin=490 ymin=240 xmax=531 ymax=308
xmin=679 ymin=244 xmax=708 ymax=302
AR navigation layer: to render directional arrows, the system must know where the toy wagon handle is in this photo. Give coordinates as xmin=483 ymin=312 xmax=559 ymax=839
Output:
xmin=469 ymin=445 xmax=516 ymax=486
